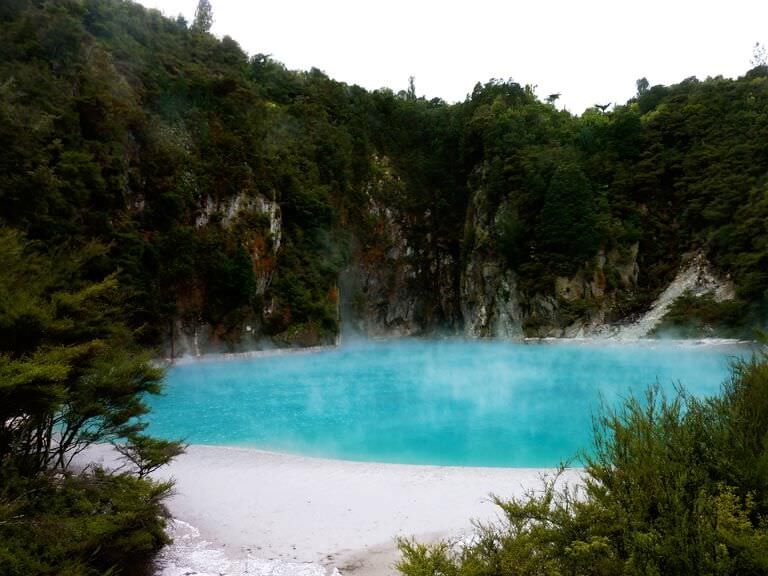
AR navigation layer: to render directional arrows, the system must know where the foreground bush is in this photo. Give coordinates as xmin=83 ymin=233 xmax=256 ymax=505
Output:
xmin=0 ymin=470 xmax=172 ymax=576
xmin=0 ymin=231 xmax=182 ymax=574
xmin=397 ymin=348 xmax=768 ymax=576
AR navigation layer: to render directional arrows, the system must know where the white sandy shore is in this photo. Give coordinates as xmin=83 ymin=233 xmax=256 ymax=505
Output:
xmin=83 ymin=444 xmax=581 ymax=576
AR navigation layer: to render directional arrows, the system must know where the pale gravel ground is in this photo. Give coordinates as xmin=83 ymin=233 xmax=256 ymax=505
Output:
xmin=83 ymin=444 xmax=582 ymax=576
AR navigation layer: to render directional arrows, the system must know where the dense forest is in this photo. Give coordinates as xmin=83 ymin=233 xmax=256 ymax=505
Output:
xmin=2 ymin=0 xmax=767 ymax=353
xmin=1 ymin=0 xmax=768 ymax=573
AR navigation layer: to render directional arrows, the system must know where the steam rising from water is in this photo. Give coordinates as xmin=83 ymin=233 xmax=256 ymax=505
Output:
xmin=149 ymin=339 xmax=749 ymax=467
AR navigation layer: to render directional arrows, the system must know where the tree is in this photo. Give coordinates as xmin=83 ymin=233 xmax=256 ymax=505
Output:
xmin=192 ymin=0 xmax=213 ymax=33
xmin=407 ymin=76 xmax=416 ymax=100
xmin=751 ymin=42 xmax=767 ymax=67
xmin=0 ymin=230 xmax=183 ymax=574
xmin=537 ymin=163 xmax=600 ymax=261
xmin=495 ymin=202 xmax=527 ymax=265
xmin=114 ymin=434 xmax=187 ymax=479
xmin=0 ymin=230 xmax=181 ymax=475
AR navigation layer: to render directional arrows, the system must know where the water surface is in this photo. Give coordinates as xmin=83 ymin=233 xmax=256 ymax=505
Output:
xmin=147 ymin=340 xmax=748 ymax=467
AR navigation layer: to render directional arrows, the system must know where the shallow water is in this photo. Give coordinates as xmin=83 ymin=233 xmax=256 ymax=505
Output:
xmin=147 ymin=339 xmax=749 ymax=467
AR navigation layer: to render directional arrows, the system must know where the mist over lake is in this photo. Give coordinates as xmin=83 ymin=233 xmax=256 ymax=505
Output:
xmin=148 ymin=340 xmax=748 ymax=467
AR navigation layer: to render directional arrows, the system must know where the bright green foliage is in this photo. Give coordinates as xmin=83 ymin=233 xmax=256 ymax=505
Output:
xmin=114 ymin=434 xmax=188 ymax=478
xmin=0 ymin=469 xmax=173 ymax=576
xmin=398 ymin=349 xmax=768 ymax=576
xmin=0 ymin=231 xmax=165 ymax=476
xmin=709 ymin=353 xmax=768 ymax=515
xmin=0 ymin=231 xmax=182 ymax=573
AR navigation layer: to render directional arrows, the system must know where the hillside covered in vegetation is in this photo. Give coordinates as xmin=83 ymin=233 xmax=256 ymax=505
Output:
xmin=1 ymin=1 xmax=768 ymax=574
xmin=1 ymin=0 xmax=767 ymax=353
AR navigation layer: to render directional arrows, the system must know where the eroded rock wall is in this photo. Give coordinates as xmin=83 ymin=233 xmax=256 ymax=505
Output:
xmin=347 ymin=168 xmax=645 ymax=340
xmin=344 ymin=157 xmax=461 ymax=337
xmin=168 ymin=192 xmax=282 ymax=357
xmin=170 ymin=161 xmax=737 ymax=355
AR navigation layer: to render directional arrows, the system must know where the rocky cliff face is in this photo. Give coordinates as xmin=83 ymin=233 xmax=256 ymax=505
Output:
xmin=343 ymin=157 xmax=461 ymax=337
xmin=457 ymin=182 xmax=641 ymax=339
xmin=171 ymin=163 xmax=736 ymax=356
xmin=168 ymin=192 xmax=282 ymax=357
xmin=526 ymin=243 xmax=641 ymax=337
xmin=344 ymin=164 xmax=647 ymax=341
xmin=196 ymin=192 xmax=282 ymax=297
xmin=346 ymin=198 xmax=423 ymax=337
xmin=460 ymin=185 xmax=523 ymax=338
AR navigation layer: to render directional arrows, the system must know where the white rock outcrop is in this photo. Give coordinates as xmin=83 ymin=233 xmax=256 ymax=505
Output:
xmin=613 ymin=252 xmax=735 ymax=339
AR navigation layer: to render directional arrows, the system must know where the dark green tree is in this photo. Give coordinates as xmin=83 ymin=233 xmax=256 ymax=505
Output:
xmin=537 ymin=163 xmax=600 ymax=261
xmin=0 ymin=230 xmax=183 ymax=574
xmin=192 ymin=0 xmax=213 ymax=33
xmin=0 ymin=230 xmax=182 ymax=475
xmin=114 ymin=434 xmax=188 ymax=479
xmin=751 ymin=42 xmax=767 ymax=67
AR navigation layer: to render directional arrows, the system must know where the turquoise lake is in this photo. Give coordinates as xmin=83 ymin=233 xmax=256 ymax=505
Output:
xmin=147 ymin=340 xmax=750 ymax=467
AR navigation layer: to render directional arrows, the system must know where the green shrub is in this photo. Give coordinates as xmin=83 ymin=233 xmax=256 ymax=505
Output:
xmin=398 ymin=348 xmax=768 ymax=576
xmin=0 ymin=469 xmax=172 ymax=576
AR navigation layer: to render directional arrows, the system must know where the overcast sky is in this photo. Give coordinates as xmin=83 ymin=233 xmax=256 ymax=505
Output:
xmin=136 ymin=0 xmax=767 ymax=115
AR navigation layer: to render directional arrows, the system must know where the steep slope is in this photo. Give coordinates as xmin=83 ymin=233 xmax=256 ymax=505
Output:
xmin=1 ymin=0 xmax=767 ymax=354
